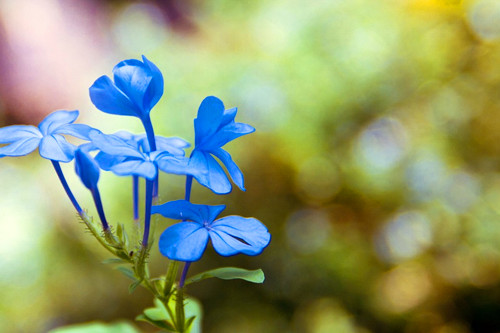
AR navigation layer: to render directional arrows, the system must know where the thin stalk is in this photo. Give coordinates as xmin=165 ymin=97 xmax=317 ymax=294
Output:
xmin=51 ymin=160 xmax=82 ymax=213
xmin=178 ymin=175 xmax=194 ymax=287
xmin=91 ymin=188 xmax=109 ymax=231
xmin=184 ymin=175 xmax=193 ymax=202
xmin=78 ymin=212 xmax=119 ymax=256
xmin=179 ymin=262 xmax=191 ymax=288
xmin=142 ymin=179 xmax=154 ymax=247
xmin=142 ymin=115 xmax=159 ymax=199
xmin=132 ymin=176 xmax=139 ymax=222
xmin=141 ymin=114 xmax=157 ymax=152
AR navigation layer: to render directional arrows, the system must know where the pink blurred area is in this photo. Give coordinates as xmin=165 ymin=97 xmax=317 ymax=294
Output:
xmin=0 ymin=0 xmax=193 ymax=125
xmin=0 ymin=0 xmax=110 ymax=124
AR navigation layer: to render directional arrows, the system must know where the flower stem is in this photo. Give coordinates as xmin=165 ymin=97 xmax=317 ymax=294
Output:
xmin=91 ymin=188 xmax=109 ymax=231
xmin=142 ymin=179 xmax=154 ymax=247
xmin=179 ymin=262 xmax=191 ymax=288
xmin=164 ymin=260 xmax=179 ymax=298
xmin=51 ymin=160 xmax=83 ymax=214
xmin=178 ymin=175 xmax=194 ymax=288
xmin=132 ymin=176 xmax=139 ymax=222
xmin=141 ymin=115 xmax=159 ymax=199
xmin=142 ymin=114 xmax=157 ymax=152
xmin=184 ymin=175 xmax=193 ymax=201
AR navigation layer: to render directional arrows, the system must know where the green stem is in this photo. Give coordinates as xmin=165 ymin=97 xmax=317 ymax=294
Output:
xmin=164 ymin=261 xmax=180 ymax=298
xmin=175 ymin=287 xmax=185 ymax=332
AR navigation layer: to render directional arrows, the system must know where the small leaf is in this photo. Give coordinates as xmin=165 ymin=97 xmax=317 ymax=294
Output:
xmin=185 ymin=267 xmax=265 ymax=285
xmin=128 ymin=280 xmax=142 ymax=294
xmin=184 ymin=297 xmax=202 ymax=333
xmin=116 ymin=223 xmax=130 ymax=248
xmin=116 ymin=223 xmax=124 ymax=239
xmin=116 ymin=267 xmax=136 ymax=281
xmin=184 ymin=316 xmax=196 ymax=332
xmin=143 ymin=299 xmax=170 ymax=321
xmin=136 ymin=314 xmax=176 ymax=331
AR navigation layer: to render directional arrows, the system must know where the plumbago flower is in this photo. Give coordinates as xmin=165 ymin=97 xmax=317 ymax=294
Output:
xmin=89 ymin=55 xmax=163 ymax=151
xmin=0 ymin=110 xmax=96 ymax=213
xmin=153 ymin=200 xmax=270 ymax=262
xmin=190 ymin=96 xmax=255 ymax=194
xmin=84 ymin=131 xmax=191 ymax=221
xmin=0 ymin=55 xmax=270 ymax=331
xmin=89 ymin=131 xmax=198 ymax=181
xmin=91 ymin=131 xmax=190 ymax=171
xmin=88 ymin=130 xmax=205 ymax=246
xmin=0 ymin=110 xmax=94 ymax=162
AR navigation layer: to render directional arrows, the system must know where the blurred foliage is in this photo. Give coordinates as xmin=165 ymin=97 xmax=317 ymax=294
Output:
xmin=2 ymin=0 xmax=500 ymax=332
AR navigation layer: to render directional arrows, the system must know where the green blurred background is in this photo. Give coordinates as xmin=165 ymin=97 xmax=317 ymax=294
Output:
xmin=1 ymin=0 xmax=500 ymax=332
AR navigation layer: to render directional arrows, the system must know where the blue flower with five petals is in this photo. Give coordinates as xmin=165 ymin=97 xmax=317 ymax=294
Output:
xmin=89 ymin=131 xmax=198 ymax=180
xmin=190 ymin=96 xmax=255 ymax=194
xmin=0 ymin=110 xmax=95 ymax=162
xmin=152 ymin=200 xmax=271 ymax=262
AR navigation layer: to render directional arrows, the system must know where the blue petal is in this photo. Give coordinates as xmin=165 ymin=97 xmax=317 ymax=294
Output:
xmin=153 ymin=136 xmax=190 ymax=156
xmin=89 ymin=76 xmax=139 ymax=117
xmin=190 ymin=149 xmax=232 ymax=194
xmin=90 ymin=132 xmax=143 ymax=159
xmin=141 ymin=55 xmax=164 ymax=112
xmin=38 ymin=110 xmax=79 ymax=136
xmin=158 ymin=222 xmax=209 ymax=261
xmin=74 ymin=149 xmax=100 ymax=190
xmin=39 ymin=134 xmax=76 ymax=162
xmin=152 ymin=200 xmax=226 ymax=223
xmin=0 ymin=125 xmax=41 ymax=157
xmin=110 ymin=159 xmax=157 ymax=180
xmin=194 ymin=96 xmax=225 ymax=146
xmin=220 ymin=107 xmax=238 ymax=127
xmin=0 ymin=136 xmax=41 ymax=157
xmin=0 ymin=125 xmax=41 ymax=143
xmin=211 ymin=148 xmax=245 ymax=191
xmin=113 ymin=59 xmax=153 ymax=114
xmin=156 ymin=155 xmax=205 ymax=178
xmin=94 ymin=152 xmax=126 ymax=170
xmin=56 ymin=124 xmax=100 ymax=141
xmin=203 ymin=122 xmax=255 ymax=150
xmin=210 ymin=216 xmax=271 ymax=256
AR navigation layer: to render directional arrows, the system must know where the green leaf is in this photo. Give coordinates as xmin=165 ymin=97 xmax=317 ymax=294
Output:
xmin=136 ymin=314 xmax=176 ymax=331
xmin=128 ymin=280 xmax=142 ymax=294
xmin=185 ymin=267 xmax=265 ymax=285
xmin=49 ymin=321 xmax=139 ymax=333
xmin=116 ymin=223 xmax=129 ymax=248
xmin=116 ymin=267 xmax=136 ymax=281
xmin=144 ymin=302 xmax=170 ymax=321
xmin=184 ymin=297 xmax=202 ymax=333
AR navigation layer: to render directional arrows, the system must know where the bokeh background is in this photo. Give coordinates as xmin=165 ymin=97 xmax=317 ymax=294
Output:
xmin=1 ymin=0 xmax=500 ymax=332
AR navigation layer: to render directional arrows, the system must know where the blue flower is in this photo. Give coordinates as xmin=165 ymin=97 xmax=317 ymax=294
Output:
xmin=0 ymin=110 xmax=95 ymax=162
xmin=153 ymin=200 xmax=271 ymax=262
xmin=89 ymin=131 xmax=199 ymax=180
xmin=89 ymin=55 xmax=163 ymax=120
xmin=74 ymin=148 xmax=110 ymax=231
xmin=190 ymin=96 xmax=255 ymax=194
xmin=74 ymin=149 xmax=100 ymax=191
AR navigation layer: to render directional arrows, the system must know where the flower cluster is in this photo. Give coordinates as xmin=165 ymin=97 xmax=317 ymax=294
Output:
xmin=0 ymin=56 xmax=270 ymax=330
